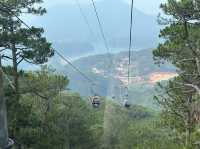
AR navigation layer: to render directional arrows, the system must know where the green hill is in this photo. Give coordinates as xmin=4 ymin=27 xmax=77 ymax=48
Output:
xmin=57 ymin=49 xmax=175 ymax=108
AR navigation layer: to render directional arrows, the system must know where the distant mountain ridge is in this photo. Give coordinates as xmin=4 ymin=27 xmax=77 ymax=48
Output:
xmin=56 ymin=49 xmax=175 ymax=108
xmin=31 ymin=0 xmax=160 ymax=57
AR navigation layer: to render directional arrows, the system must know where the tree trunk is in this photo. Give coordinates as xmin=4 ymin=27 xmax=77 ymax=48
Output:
xmin=183 ymin=20 xmax=189 ymax=39
xmin=0 ymin=55 xmax=9 ymax=149
xmin=195 ymin=57 xmax=200 ymax=76
xmin=11 ymin=24 xmax=20 ymax=148
xmin=11 ymin=44 xmax=19 ymax=98
xmin=186 ymin=95 xmax=193 ymax=148
xmin=10 ymin=19 xmax=19 ymax=97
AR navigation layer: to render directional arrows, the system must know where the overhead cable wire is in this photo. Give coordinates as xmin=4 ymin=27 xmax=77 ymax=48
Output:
xmin=90 ymin=0 xmax=112 ymax=58
xmin=89 ymin=0 xmax=114 ymax=97
xmin=54 ymin=51 xmax=107 ymax=91
xmin=74 ymin=0 xmax=110 ymax=93
xmin=128 ymin=0 xmax=134 ymax=87
xmin=0 ymin=2 xmax=106 ymax=92
xmin=74 ymin=0 xmax=96 ymax=38
xmin=0 ymin=1 xmax=32 ymax=30
xmin=55 ymin=50 xmax=95 ymax=84
xmin=1 ymin=65 xmax=84 ymax=98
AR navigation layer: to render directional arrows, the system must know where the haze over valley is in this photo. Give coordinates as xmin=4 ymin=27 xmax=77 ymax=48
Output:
xmin=27 ymin=0 xmax=161 ymax=59
xmin=21 ymin=0 xmax=174 ymax=108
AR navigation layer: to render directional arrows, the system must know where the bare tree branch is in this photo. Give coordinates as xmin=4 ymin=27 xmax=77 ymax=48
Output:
xmin=175 ymin=82 xmax=200 ymax=95
xmin=2 ymin=55 xmax=13 ymax=60
xmin=17 ymin=57 xmax=24 ymax=65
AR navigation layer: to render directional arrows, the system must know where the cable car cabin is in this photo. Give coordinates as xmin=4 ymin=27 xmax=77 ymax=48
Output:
xmin=5 ymin=138 xmax=14 ymax=149
xmin=123 ymin=100 xmax=131 ymax=108
xmin=91 ymin=95 xmax=101 ymax=108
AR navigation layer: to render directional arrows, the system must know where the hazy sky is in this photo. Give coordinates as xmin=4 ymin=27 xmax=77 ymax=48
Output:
xmin=43 ymin=0 xmax=166 ymax=15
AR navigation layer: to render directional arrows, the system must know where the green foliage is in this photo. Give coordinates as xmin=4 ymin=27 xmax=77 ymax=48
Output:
xmin=5 ymin=66 xmax=96 ymax=149
xmin=0 ymin=1 xmax=54 ymax=146
xmin=0 ymin=0 xmax=54 ymax=65
xmin=128 ymin=84 xmax=157 ymax=108
xmin=3 ymin=66 xmax=181 ymax=149
xmin=120 ymin=119 xmax=182 ymax=149
xmin=99 ymin=101 xmax=180 ymax=149
xmin=61 ymin=49 xmax=174 ymax=108
xmin=153 ymin=0 xmax=200 ymax=148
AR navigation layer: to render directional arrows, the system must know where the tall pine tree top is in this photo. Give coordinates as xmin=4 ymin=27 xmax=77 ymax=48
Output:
xmin=0 ymin=0 xmax=54 ymax=66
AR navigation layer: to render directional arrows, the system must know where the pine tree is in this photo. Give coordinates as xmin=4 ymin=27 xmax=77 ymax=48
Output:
xmin=0 ymin=0 xmax=54 ymax=146
xmin=153 ymin=0 xmax=200 ymax=147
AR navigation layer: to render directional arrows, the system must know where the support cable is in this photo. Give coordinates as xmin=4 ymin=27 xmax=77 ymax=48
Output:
xmin=90 ymin=0 xmax=113 ymax=69
xmin=0 ymin=2 xmax=106 ymax=93
xmin=128 ymin=0 xmax=134 ymax=87
xmin=74 ymin=0 xmax=96 ymax=38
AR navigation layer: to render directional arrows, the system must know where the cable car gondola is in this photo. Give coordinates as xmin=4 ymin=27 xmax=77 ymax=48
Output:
xmin=5 ymin=138 xmax=14 ymax=149
xmin=112 ymin=96 xmax=116 ymax=100
xmin=91 ymin=95 xmax=101 ymax=108
xmin=123 ymin=87 xmax=131 ymax=108
xmin=90 ymin=85 xmax=101 ymax=108
xmin=123 ymin=99 xmax=131 ymax=108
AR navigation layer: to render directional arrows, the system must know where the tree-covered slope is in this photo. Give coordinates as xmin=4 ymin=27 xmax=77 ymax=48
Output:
xmin=57 ymin=49 xmax=175 ymax=108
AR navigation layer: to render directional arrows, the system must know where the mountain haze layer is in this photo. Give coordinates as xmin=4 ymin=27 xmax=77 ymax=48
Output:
xmin=30 ymin=0 xmax=160 ymax=57
xmin=27 ymin=0 xmax=165 ymax=107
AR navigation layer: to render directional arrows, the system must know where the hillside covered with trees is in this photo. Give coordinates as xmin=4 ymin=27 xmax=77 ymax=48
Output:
xmin=58 ymin=49 xmax=175 ymax=108
xmin=1 ymin=0 xmax=200 ymax=149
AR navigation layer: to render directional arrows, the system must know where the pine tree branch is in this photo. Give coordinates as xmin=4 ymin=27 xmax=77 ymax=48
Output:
xmin=17 ymin=57 xmax=24 ymax=65
xmin=2 ymin=55 xmax=12 ymax=60
xmin=176 ymin=58 xmax=195 ymax=64
xmin=31 ymin=90 xmax=48 ymax=100
xmin=24 ymin=58 xmax=37 ymax=65
xmin=175 ymin=82 xmax=200 ymax=95
xmin=0 ymin=48 xmax=8 ymax=52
